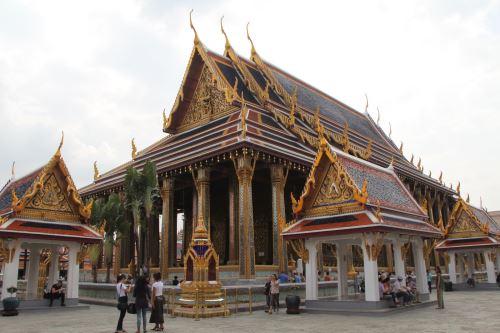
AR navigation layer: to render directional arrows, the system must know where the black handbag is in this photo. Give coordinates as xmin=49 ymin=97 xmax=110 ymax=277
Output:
xmin=117 ymin=302 xmax=127 ymax=311
xmin=127 ymin=302 xmax=137 ymax=314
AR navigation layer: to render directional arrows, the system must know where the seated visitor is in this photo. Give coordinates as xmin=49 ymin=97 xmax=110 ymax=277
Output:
xmin=49 ymin=279 xmax=66 ymax=307
xmin=467 ymin=277 xmax=475 ymax=288
xmin=172 ymin=276 xmax=179 ymax=286
xmin=406 ymin=277 xmax=417 ymax=302
xmin=324 ymin=272 xmax=332 ymax=281
xmin=293 ymin=272 xmax=302 ymax=283
xmin=391 ymin=276 xmax=410 ymax=306
xmin=278 ymin=272 xmax=289 ymax=283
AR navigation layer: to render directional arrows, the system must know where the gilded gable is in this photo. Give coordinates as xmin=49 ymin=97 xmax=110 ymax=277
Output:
xmin=178 ymin=66 xmax=236 ymax=132
xmin=25 ymin=173 xmax=73 ymax=213
xmin=313 ymin=163 xmax=355 ymax=207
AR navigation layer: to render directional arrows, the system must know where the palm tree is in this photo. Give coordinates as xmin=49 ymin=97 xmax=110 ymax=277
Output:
xmin=124 ymin=160 xmax=159 ymax=273
xmin=140 ymin=161 xmax=159 ymax=267
xmin=124 ymin=166 xmax=144 ymax=272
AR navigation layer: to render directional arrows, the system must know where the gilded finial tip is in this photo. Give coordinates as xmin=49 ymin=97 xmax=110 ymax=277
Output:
xmin=246 ymin=22 xmax=257 ymax=56
xmin=220 ymin=16 xmax=230 ymax=50
xmin=189 ymin=9 xmax=199 ymax=45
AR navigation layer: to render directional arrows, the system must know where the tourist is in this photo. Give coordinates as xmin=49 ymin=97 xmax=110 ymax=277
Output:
xmin=134 ymin=275 xmax=151 ymax=333
xmin=172 ymin=276 xmax=179 ymax=286
xmin=497 ymin=272 xmax=500 ymax=287
xmin=324 ymin=272 xmax=332 ymax=281
xmin=269 ymin=274 xmax=280 ymax=314
xmin=150 ymin=272 xmax=165 ymax=332
xmin=294 ymin=272 xmax=302 ymax=283
xmin=427 ymin=270 xmax=432 ymax=293
xmin=264 ymin=277 xmax=271 ymax=312
xmin=116 ymin=274 xmax=131 ymax=333
xmin=49 ymin=279 xmax=66 ymax=307
xmin=378 ymin=277 xmax=385 ymax=300
xmin=391 ymin=276 xmax=410 ymax=306
xmin=278 ymin=271 xmax=289 ymax=283
xmin=436 ymin=266 xmax=444 ymax=309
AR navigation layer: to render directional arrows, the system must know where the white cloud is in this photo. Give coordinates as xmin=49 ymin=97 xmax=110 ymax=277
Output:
xmin=0 ymin=0 xmax=499 ymax=210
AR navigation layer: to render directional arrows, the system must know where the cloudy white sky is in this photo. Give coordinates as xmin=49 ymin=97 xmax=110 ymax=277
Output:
xmin=1 ymin=0 xmax=499 ymax=210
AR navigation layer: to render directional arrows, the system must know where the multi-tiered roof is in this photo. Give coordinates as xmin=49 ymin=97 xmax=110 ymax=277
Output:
xmin=80 ymin=17 xmax=454 ymax=198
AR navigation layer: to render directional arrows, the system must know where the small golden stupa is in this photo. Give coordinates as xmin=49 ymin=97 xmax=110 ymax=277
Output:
xmin=173 ymin=215 xmax=228 ymax=318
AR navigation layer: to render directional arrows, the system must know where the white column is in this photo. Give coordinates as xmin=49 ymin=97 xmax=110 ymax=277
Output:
xmin=467 ymin=253 xmax=475 ymax=279
xmin=456 ymin=253 xmax=465 ymax=283
xmin=392 ymin=239 xmax=406 ymax=286
xmin=447 ymin=252 xmax=457 ymax=284
xmin=66 ymin=244 xmax=80 ymax=299
xmin=335 ymin=242 xmax=348 ymax=299
xmin=496 ymin=249 xmax=500 ymax=274
xmin=47 ymin=247 xmax=60 ymax=286
xmin=361 ymin=234 xmax=379 ymax=302
xmin=412 ymin=238 xmax=429 ymax=295
xmin=1 ymin=245 xmax=21 ymax=300
xmin=484 ymin=251 xmax=496 ymax=284
xmin=26 ymin=245 xmax=41 ymax=299
xmin=305 ymin=239 xmax=318 ymax=301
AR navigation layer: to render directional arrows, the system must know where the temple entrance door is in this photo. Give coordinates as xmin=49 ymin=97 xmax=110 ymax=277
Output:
xmin=37 ymin=249 xmax=51 ymax=299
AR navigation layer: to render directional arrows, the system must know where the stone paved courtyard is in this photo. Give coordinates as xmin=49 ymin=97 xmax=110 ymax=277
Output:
xmin=2 ymin=291 xmax=500 ymax=333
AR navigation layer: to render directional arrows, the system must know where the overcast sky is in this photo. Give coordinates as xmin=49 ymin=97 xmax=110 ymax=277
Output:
xmin=1 ymin=0 xmax=499 ymax=210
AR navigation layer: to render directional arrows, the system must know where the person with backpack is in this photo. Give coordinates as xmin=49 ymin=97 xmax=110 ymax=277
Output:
xmin=264 ymin=277 xmax=271 ymax=312
xmin=116 ymin=274 xmax=131 ymax=333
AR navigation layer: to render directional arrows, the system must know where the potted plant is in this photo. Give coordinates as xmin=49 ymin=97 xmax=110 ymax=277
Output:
xmin=2 ymin=286 xmax=20 ymax=316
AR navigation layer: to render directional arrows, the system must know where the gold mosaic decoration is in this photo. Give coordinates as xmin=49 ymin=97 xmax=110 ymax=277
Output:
xmin=26 ymin=173 xmax=72 ymax=213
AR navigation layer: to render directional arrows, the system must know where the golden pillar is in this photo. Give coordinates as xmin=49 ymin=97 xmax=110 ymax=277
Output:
xmin=270 ymin=164 xmax=288 ymax=273
xmin=235 ymin=155 xmax=256 ymax=279
xmin=160 ymin=178 xmax=174 ymax=276
xmin=386 ymin=244 xmax=394 ymax=273
xmin=228 ymin=176 xmax=239 ymax=265
xmin=193 ymin=168 xmax=211 ymax=233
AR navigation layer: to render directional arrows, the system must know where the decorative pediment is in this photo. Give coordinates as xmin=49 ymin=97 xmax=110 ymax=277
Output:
xmin=163 ymin=42 xmax=240 ymax=134
xmin=176 ymin=65 xmax=236 ymax=133
xmin=11 ymin=138 xmax=92 ymax=223
xmin=291 ymin=138 xmax=367 ymax=217
xmin=446 ymin=198 xmax=488 ymax=238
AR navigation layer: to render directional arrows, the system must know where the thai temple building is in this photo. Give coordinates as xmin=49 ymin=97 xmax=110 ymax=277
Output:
xmin=77 ymin=16 xmax=500 ymax=288
xmin=0 ymin=138 xmax=102 ymax=306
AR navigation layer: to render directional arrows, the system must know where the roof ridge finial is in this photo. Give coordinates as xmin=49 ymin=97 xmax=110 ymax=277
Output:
xmin=439 ymin=171 xmax=443 ymax=184
xmin=388 ymin=122 xmax=392 ymax=137
xmin=56 ymin=131 xmax=64 ymax=157
xmin=456 ymin=181 xmax=461 ymax=197
xmin=376 ymin=106 xmax=380 ymax=126
xmin=220 ymin=16 xmax=230 ymax=52
xmin=163 ymin=108 xmax=168 ymax=129
xmin=189 ymin=9 xmax=200 ymax=46
xmin=466 ymin=193 xmax=470 ymax=203
xmin=131 ymin=138 xmax=137 ymax=160
xmin=93 ymin=161 xmax=100 ymax=181
xmin=11 ymin=161 xmax=15 ymax=180
xmin=364 ymin=93 xmax=369 ymax=114
xmin=246 ymin=22 xmax=257 ymax=58
xmin=480 ymin=196 xmax=483 ymax=209
xmin=388 ymin=155 xmax=395 ymax=169
xmin=399 ymin=141 xmax=403 ymax=154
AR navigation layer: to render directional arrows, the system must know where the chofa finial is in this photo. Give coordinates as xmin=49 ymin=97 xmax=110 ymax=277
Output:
xmin=246 ymin=22 xmax=257 ymax=57
xmin=131 ymin=138 xmax=137 ymax=160
xmin=220 ymin=16 xmax=230 ymax=51
xmin=189 ymin=10 xmax=200 ymax=45
xmin=56 ymin=131 xmax=64 ymax=157
xmin=376 ymin=107 xmax=380 ymax=126
xmin=163 ymin=108 xmax=168 ymax=129
xmin=11 ymin=161 xmax=15 ymax=180
xmin=364 ymin=93 xmax=369 ymax=113
xmin=93 ymin=161 xmax=100 ymax=181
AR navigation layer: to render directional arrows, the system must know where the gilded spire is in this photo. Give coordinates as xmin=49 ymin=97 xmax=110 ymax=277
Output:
xmin=439 ymin=171 xmax=443 ymax=184
xmin=93 ymin=161 xmax=100 ymax=181
xmin=55 ymin=131 xmax=64 ymax=157
xmin=11 ymin=161 xmax=15 ymax=180
xmin=189 ymin=9 xmax=200 ymax=46
xmin=410 ymin=154 xmax=414 ymax=165
xmin=417 ymin=157 xmax=421 ymax=170
xmin=399 ymin=141 xmax=403 ymax=153
xmin=456 ymin=181 xmax=461 ymax=197
xmin=388 ymin=155 xmax=395 ymax=168
xmin=131 ymin=138 xmax=137 ymax=160
xmin=246 ymin=22 xmax=257 ymax=58
xmin=466 ymin=193 xmax=470 ymax=203
xmin=220 ymin=16 xmax=230 ymax=52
